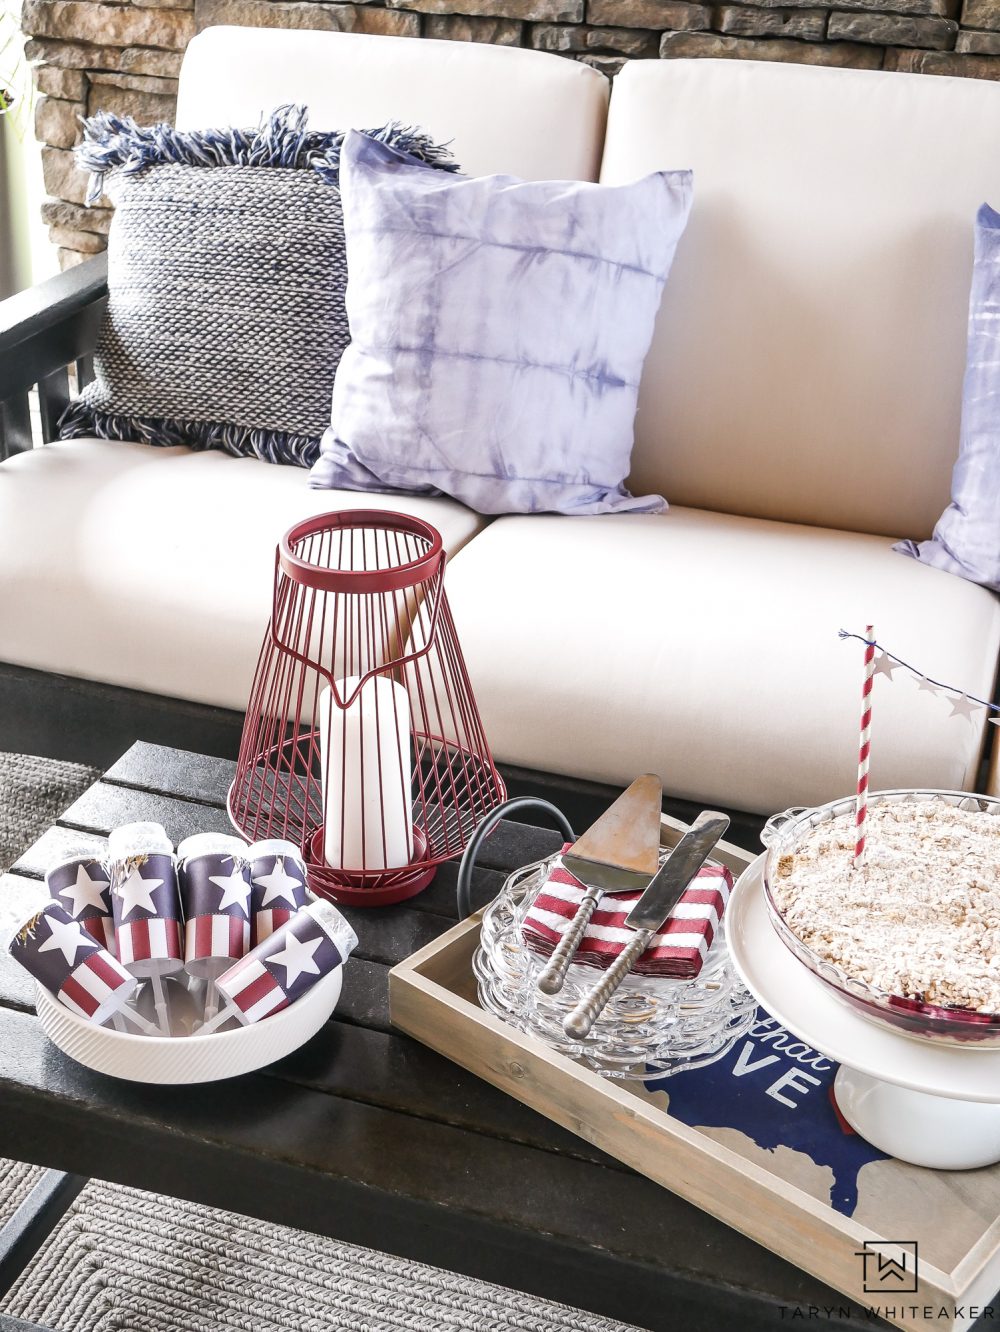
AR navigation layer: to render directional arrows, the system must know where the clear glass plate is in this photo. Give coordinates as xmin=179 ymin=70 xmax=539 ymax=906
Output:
xmin=473 ymin=852 xmax=757 ymax=1081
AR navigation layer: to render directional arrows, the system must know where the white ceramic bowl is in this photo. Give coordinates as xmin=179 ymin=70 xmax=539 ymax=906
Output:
xmin=35 ymin=969 xmax=342 ymax=1084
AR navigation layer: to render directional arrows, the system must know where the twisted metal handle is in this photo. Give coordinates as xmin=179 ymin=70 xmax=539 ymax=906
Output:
xmin=536 ymin=888 xmax=602 ymax=995
xmin=563 ymin=927 xmax=652 ymax=1040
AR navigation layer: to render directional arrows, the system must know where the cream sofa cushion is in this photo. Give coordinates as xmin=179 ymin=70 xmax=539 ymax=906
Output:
xmin=602 ymin=59 xmax=1000 ymax=539
xmin=0 ymin=440 xmax=486 ymax=710
xmin=443 ymin=507 xmax=1000 ymax=815
xmin=177 ymin=26 xmax=609 ymax=181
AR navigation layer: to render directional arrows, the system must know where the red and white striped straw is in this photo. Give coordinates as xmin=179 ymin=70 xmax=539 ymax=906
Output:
xmin=854 ymin=624 xmax=876 ymax=870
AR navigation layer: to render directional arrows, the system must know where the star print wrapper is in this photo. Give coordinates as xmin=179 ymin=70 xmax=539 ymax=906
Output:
xmin=46 ymin=854 xmax=115 ymax=954
xmin=9 ymin=902 xmax=138 ymax=1025
xmin=214 ymin=900 xmax=358 ymax=1026
xmin=111 ymin=851 xmax=184 ymax=979
xmin=178 ymin=850 xmax=252 ymax=980
xmin=248 ymin=840 xmax=311 ymax=946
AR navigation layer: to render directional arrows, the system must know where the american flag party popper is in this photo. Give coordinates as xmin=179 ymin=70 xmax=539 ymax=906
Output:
xmin=177 ymin=833 xmax=251 ymax=978
xmin=108 ymin=822 xmax=183 ymax=1033
xmin=177 ymin=832 xmax=251 ymax=1027
xmin=248 ymin=839 xmax=311 ymax=946
xmin=45 ymin=848 xmax=114 ymax=953
xmin=205 ymin=900 xmax=358 ymax=1031
xmin=8 ymin=902 xmax=142 ymax=1028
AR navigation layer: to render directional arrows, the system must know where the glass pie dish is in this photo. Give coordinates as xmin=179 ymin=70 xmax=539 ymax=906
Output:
xmin=761 ymin=789 xmax=1000 ymax=1048
xmin=473 ymin=851 xmax=757 ymax=1081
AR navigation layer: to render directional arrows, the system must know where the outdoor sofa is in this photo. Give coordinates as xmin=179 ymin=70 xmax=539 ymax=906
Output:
xmin=1 ymin=26 xmax=999 ymax=822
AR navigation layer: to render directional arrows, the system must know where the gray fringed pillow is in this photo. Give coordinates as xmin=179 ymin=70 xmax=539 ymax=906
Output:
xmin=59 ymin=106 xmax=458 ymax=466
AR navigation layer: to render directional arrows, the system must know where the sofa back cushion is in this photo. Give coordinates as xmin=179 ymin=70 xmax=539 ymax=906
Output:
xmin=176 ymin=25 xmax=609 ymax=182
xmin=602 ymin=58 xmax=1000 ymax=539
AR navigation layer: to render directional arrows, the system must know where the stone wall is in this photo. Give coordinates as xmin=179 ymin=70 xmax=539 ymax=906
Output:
xmin=21 ymin=0 xmax=1000 ymax=266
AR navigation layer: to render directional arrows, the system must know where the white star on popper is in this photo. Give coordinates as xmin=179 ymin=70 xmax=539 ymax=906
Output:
xmin=58 ymin=864 xmax=109 ymax=918
xmin=917 ymin=675 xmax=941 ymax=694
xmin=266 ymin=932 xmax=322 ymax=987
xmin=253 ymin=858 xmax=303 ymax=908
xmin=873 ymin=652 xmax=899 ymax=680
xmin=209 ymin=867 xmax=250 ymax=915
xmin=115 ymin=867 xmax=163 ymax=919
xmin=38 ymin=915 xmax=94 ymax=966
xmin=949 ymin=693 xmax=982 ymax=721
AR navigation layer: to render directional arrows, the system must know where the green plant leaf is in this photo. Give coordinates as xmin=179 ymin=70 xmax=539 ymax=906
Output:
xmin=0 ymin=0 xmax=33 ymax=138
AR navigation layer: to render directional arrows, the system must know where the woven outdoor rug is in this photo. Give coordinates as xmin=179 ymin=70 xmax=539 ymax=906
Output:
xmin=0 ymin=752 xmax=99 ymax=875
xmin=0 ymin=752 xmax=637 ymax=1332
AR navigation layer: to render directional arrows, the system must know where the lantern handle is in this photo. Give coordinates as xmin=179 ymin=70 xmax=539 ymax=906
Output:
xmin=268 ymin=559 xmax=449 ymax=708
xmin=456 ymin=799 xmax=576 ymax=921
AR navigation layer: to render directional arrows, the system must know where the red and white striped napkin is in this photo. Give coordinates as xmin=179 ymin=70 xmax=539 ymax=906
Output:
xmin=521 ymin=848 xmax=734 ymax=981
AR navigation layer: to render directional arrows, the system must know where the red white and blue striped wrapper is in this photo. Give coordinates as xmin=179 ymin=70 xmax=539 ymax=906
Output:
xmin=8 ymin=902 xmax=137 ymax=1025
xmin=248 ymin=841 xmax=311 ymax=947
xmin=216 ymin=900 xmax=358 ymax=1026
xmin=117 ymin=914 xmax=183 ymax=974
xmin=521 ymin=853 xmax=734 ymax=981
xmin=178 ymin=851 xmax=252 ymax=980
xmin=111 ymin=852 xmax=184 ymax=978
xmin=45 ymin=855 xmax=116 ymax=955
xmin=83 ymin=915 xmax=115 ymax=954
xmin=185 ymin=913 xmax=250 ymax=973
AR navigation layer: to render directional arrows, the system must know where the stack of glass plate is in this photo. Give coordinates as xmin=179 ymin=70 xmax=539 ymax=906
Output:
xmin=473 ymin=852 xmax=757 ymax=1081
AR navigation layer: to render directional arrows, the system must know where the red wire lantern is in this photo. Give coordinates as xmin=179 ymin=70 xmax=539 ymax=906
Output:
xmin=228 ymin=511 xmax=506 ymax=906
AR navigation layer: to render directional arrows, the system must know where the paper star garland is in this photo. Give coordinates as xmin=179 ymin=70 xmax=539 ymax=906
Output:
xmin=839 ymin=630 xmax=999 ymax=725
xmin=949 ymin=694 xmax=982 ymax=721
xmin=873 ymin=653 xmax=899 ymax=680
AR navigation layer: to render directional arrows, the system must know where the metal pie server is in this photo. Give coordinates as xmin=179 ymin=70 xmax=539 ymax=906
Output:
xmin=563 ymin=810 xmax=731 ymax=1040
xmin=536 ymin=774 xmax=663 ymax=996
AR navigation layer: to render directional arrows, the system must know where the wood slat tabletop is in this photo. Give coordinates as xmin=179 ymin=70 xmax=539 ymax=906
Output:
xmin=0 ymin=742 xmax=876 ymax=1331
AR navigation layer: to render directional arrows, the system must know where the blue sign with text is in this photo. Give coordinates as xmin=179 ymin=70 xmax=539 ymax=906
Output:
xmin=647 ymin=1009 xmax=889 ymax=1215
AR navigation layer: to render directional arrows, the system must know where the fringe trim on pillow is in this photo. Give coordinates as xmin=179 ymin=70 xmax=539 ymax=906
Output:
xmin=58 ymin=398 xmax=320 ymax=468
xmin=77 ymin=104 xmax=459 ymax=205
xmin=309 ymin=123 xmax=458 ymax=187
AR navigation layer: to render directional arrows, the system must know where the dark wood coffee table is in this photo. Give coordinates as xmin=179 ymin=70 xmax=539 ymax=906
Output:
xmin=0 ymin=743 xmax=875 ymax=1332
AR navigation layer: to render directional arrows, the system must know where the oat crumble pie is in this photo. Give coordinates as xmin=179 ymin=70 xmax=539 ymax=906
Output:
xmin=771 ymin=801 xmax=1000 ymax=1014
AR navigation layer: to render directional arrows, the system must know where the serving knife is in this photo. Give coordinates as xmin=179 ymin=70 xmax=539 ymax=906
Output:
xmin=562 ymin=809 xmax=731 ymax=1040
xmin=536 ymin=774 xmax=663 ymax=996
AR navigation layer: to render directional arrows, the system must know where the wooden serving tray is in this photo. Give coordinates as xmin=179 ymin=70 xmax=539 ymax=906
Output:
xmin=389 ymin=815 xmax=1000 ymax=1332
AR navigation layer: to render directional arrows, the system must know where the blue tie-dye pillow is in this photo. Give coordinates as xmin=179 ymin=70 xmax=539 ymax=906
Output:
xmin=896 ymin=203 xmax=1000 ymax=589
xmin=310 ymin=132 xmax=693 ymax=516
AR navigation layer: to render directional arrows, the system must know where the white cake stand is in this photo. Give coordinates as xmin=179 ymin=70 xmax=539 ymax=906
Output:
xmin=728 ymin=854 xmax=1000 ymax=1170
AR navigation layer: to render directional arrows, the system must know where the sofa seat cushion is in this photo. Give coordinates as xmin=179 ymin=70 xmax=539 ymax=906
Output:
xmin=443 ymin=507 xmax=1000 ymax=815
xmin=0 ymin=439 xmax=487 ymax=711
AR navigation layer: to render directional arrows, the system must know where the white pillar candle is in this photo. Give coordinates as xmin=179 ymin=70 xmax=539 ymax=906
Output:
xmin=320 ymin=676 xmax=413 ymax=872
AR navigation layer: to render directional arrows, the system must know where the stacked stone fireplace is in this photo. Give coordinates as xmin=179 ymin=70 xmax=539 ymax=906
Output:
xmin=20 ymin=0 xmax=1000 ymax=267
